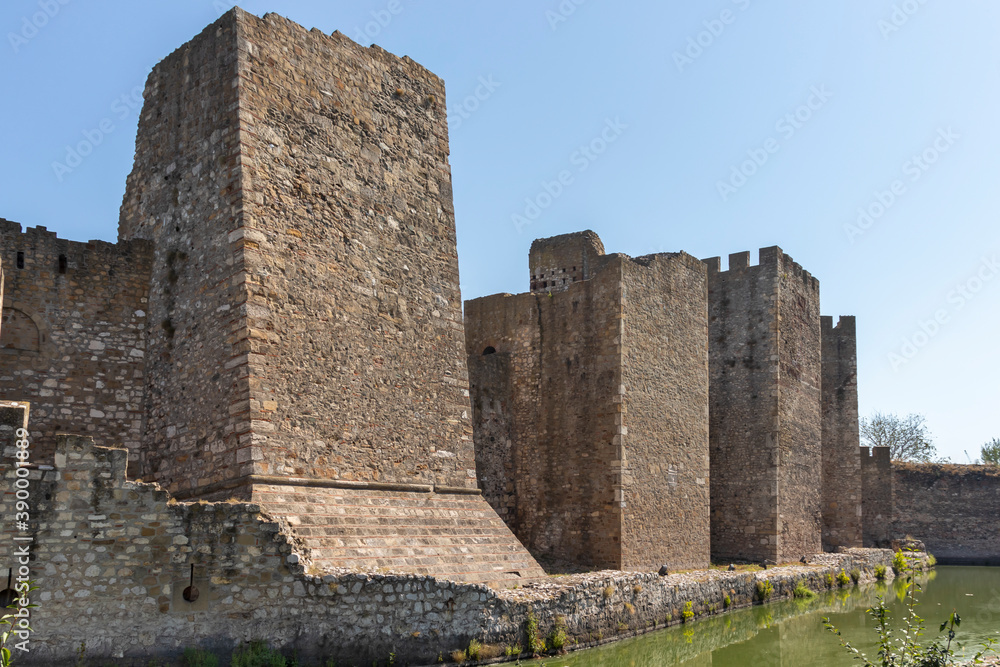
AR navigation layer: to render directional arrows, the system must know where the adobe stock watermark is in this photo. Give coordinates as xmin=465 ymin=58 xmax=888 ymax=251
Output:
xmin=673 ymin=0 xmax=753 ymax=73
xmin=546 ymin=0 xmax=588 ymax=31
xmin=843 ymin=127 xmax=958 ymax=244
xmin=8 ymin=0 xmax=71 ymax=54
xmin=716 ymin=85 xmax=833 ymax=202
xmin=447 ymin=75 xmax=501 ymax=131
xmin=51 ymin=85 xmax=145 ymax=182
xmin=888 ymin=254 xmax=999 ymax=371
xmin=353 ymin=0 xmax=404 ymax=45
xmin=8 ymin=426 xmax=35 ymax=654
xmin=878 ymin=0 xmax=931 ymax=39
xmin=511 ymin=117 xmax=628 ymax=234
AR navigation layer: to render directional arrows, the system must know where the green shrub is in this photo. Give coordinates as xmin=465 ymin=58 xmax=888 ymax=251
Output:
xmin=756 ymin=579 xmax=774 ymax=601
xmin=874 ymin=564 xmax=887 ymax=580
xmin=547 ymin=625 xmax=568 ymax=652
xmin=182 ymin=648 xmax=219 ymax=667
xmin=681 ymin=601 xmax=695 ymax=623
xmin=503 ymin=644 xmax=521 ymax=658
xmin=793 ymin=582 xmax=815 ymax=599
xmin=850 ymin=568 xmax=861 ymax=584
xmin=892 ymin=550 xmax=908 ymax=574
xmin=466 ymin=639 xmax=482 ymax=662
xmin=525 ymin=608 xmax=543 ymax=655
xmin=723 ymin=594 xmax=732 ymax=608
xmin=231 ymin=641 xmax=286 ymax=667
xmin=825 ymin=573 xmax=835 ymax=588
xmin=927 ymin=553 xmax=937 ymax=568
xmin=836 ymin=569 xmax=851 ymax=588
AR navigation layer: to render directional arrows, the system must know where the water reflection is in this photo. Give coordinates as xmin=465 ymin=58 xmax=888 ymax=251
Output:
xmin=521 ymin=567 xmax=1000 ymax=667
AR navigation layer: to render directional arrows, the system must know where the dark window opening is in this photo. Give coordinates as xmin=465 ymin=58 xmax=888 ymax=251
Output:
xmin=482 ymin=346 xmax=496 ymax=355
xmin=58 ymin=255 xmax=67 ymax=274
xmin=16 ymin=252 xmax=24 ymax=269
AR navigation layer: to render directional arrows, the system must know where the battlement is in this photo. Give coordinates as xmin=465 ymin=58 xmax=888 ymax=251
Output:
xmin=861 ymin=446 xmax=892 ymax=468
xmin=822 ymin=315 xmax=857 ymax=337
xmin=703 ymin=246 xmax=819 ymax=291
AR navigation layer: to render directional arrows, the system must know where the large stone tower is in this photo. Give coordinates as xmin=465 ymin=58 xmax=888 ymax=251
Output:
xmin=703 ymin=248 xmax=823 ymax=563
xmin=465 ymin=231 xmax=711 ymax=572
xmin=118 ymin=8 xmax=543 ymax=585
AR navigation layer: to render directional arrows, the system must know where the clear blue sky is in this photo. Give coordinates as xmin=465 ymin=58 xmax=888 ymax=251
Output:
xmin=1 ymin=1 xmax=997 ymax=463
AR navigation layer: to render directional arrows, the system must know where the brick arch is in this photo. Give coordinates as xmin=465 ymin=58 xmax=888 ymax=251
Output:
xmin=0 ymin=306 xmax=45 ymax=353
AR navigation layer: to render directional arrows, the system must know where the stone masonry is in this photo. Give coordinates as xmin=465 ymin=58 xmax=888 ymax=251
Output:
xmin=0 ymin=220 xmax=152 ymax=470
xmin=466 ymin=231 xmax=711 ymax=572
xmin=2 ymin=8 xmax=543 ymax=588
xmin=821 ymin=316 xmax=863 ymax=550
xmin=702 ymin=248 xmax=823 ymax=564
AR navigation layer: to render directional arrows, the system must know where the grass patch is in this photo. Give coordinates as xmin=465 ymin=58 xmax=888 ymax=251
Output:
xmin=793 ymin=581 xmax=816 ymax=599
xmin=756 ymin=579 xmax=774 ymax=602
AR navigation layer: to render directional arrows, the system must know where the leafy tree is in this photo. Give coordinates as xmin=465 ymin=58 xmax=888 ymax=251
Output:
xmin=982 ymin=438 xmax=1000 ymax=466
xmin=860 ymin=412 xmax=937 ymax=462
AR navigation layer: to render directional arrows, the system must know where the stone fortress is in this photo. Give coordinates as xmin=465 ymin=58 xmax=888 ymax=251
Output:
xmin=1 ymin=7 xmax=998 ymax=665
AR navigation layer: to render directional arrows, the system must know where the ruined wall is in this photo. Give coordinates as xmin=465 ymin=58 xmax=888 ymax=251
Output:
xmin=891 ymin=463 xmax=1000 ymax=564
xmin=0 ymin=220 xmax=151 ymax=468
xmin=0 ymin=424 xmax=902 ymax=666
xmin=704 ymin=248 xmax=822 ymax=563
xmin=117 ymin=12 xmax=249 ymax=495
xmin=620 ymin=253 xmax=710 ymax=571
xmin=861 ymin=446 xmax=893 ymax=547
xmin=529 ymin=230 xmax=608 ymax=294
xmin=821 ymin=316 xmax=862 ymax=550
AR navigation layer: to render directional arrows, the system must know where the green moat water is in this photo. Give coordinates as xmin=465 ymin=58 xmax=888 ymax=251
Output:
xmin=521 ymin=567 xmax=1000 ymax=666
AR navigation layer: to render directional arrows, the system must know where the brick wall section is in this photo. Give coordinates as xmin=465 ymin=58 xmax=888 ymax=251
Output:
xmin=117 ymin=12 xmax=248 ymax=494
xmin=704 ymin=248 xmax=822 ymax=563
xmin=891 ymin=462 xmax=1000 ymax=564
xmin=0 ymin=429 xmax=904 ymax=665
xmin=821 ymin=316 xmax=862 ymax=549
xmin=620 ymin=253 xmax=710 ymax=571
xmin=0 ymin=220 xmax=151 ymax=468
xmin=861 ymin=446 xmax=893 ymax=547
xmin=467 ymin=234 xmax=711 ymax=572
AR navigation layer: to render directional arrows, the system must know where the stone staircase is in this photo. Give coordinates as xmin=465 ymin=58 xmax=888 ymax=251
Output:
xmin=254 ymin=483 xmax=547 ymax=588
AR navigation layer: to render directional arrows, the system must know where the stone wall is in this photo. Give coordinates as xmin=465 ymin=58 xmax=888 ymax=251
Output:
xmin=466 ymin=234 xmax=711 ymax=572
xmin=466 ymin=258 xmax=623 ymax=570
xmin=821 ymin=316 xmax=862 ymax=550
xmin=861 ymin=446 xmax=893 ymax=547
xmin=0 ymin=220 xmax=151 ymax=469
xmin=0 ymin=422 xmax=906 ymax=666
xmin=891 ymin=462 xmax=1000 ymax=564
xmin=529 ymin=230 xmax=608 ymax=294
xmin=117 ymin=11 xmax=249 ymax=495
xmin=119 ymin=8 xmax=476 ymax=498
xmin=704 ymin=248 xmax=822 ymax=563
xmin=620 ymin=253 xmax=710 ymax=571
xmin=115 ymin=8 xmax=544 ymax=584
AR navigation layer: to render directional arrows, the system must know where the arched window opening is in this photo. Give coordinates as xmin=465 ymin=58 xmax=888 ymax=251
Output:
xmin=1 ymin=308 xmax=40 ymax=352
